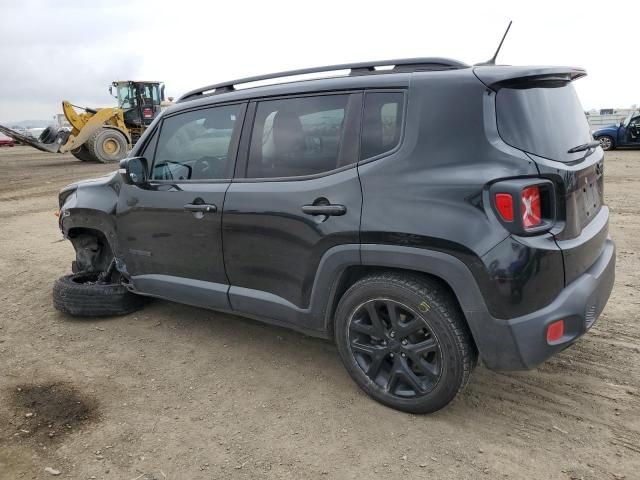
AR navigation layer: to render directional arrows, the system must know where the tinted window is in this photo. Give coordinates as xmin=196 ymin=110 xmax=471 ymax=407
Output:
xmin=496 ymin=83 xmax=592 ymax=162
xmin=360 ymin=92 xmax=404 ymax=160
xmin=140 ymin=128 xmax=158 ymax=158
xmin=152 ymin=104 xmax=241 ymax=180
xmin=247 ymin=94 xmax=353 ymax=178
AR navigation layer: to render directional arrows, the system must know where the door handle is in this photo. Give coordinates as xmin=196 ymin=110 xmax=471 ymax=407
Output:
xmin=301 ymin=204 xmax=346 ymax=216
xmin=184 ymin=203 xmax=217 ymax=213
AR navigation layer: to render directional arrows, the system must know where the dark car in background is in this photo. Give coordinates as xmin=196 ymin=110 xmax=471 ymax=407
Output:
xmin=594 ymin=111 xmax=640 ymax=150
xmin=53 ymin=58 xmax=615 ymax=414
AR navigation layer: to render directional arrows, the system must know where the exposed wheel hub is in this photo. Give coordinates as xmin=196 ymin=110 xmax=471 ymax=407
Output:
xmin=348 ymin=299 xmax=442 ymax=398
xmin=103 ymin=138 xmax=120 ymax=155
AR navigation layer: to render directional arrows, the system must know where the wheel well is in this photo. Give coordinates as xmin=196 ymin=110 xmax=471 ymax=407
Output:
xmin=67 ymin=227 xmax=114 ymax=273
xmin=596 ymin=134 xmax=615 ymax=143
xmin=326 ymin=266 xmax=476 ymax=348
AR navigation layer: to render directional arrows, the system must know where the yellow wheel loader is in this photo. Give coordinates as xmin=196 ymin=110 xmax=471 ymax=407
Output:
xmin=0 ymin=81 xmax=167 ymax=163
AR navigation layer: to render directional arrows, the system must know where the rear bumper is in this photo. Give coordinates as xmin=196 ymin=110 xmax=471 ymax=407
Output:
xmin=472 ymin=238 xmax=615 ymax=370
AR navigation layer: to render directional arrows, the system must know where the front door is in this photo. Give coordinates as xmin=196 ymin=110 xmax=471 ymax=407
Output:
xmin=626 ymin=115 xmax=640 ymax=145
xmin=223 ymin=93 xmax=363 ymax=327
xmin=117 ymin=102 xmax=246 ymax=309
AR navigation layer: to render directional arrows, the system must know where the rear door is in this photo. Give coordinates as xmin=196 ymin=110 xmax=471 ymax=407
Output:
xmin=222 ymin=93 xmax=362 ymax=326
xmin=117 ymin=102 xmax=246 ymax=309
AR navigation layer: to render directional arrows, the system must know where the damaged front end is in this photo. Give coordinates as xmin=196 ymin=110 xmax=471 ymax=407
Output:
xmin=57 ymin=176 xmax=130 ymax=286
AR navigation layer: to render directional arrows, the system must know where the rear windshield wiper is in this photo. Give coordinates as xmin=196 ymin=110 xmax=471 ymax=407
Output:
xmin=567 ymin=140 xmax=600 ymax=153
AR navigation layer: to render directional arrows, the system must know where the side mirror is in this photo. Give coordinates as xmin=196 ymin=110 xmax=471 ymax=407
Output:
xmin=119 ymin=157 xmax=148 ymax=186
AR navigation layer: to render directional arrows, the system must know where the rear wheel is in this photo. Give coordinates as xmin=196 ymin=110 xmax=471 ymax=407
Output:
xmin=53 ymin=272 xmax=144 ymax=317
xmin=597 ymin=135 xmax=614 ymax=151
xmin=334 ymin=273 xmax=476 ymax=413
xmin=70 ymin=145 xmax=94 ymax=162
xmin=87 ymin=128 xmax=129 ymax=163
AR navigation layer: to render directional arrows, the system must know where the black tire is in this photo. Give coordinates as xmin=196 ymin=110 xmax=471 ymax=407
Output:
xmin=38 ymin=126 xmax=59 ymax=144
xmin=70 ymin=145 xmax=95 ymax=162
xmin=87 ymin=128 xmax=128 ymax=163
xmin=334 ymin=272 xmax=476 ymax=414
xmin=53 ymin=273 xmax=144 ymax=317
xmin=597 ymin=135 xmax=615 ymax=151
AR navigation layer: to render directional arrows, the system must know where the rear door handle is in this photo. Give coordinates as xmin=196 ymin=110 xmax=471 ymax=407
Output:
xmin=184 ymin=203 xmax=217 ymax=213
xmin=301 ymin=204 xmax=346 ymax=216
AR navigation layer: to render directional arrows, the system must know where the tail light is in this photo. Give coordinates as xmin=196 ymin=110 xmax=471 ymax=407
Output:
xmin=490 ymin=179 xmax=555 ymax=235
xmin=143 ymin=107 xmax=153 ymax=119
xmin=521 ymin=186 xmax=541 ymax=228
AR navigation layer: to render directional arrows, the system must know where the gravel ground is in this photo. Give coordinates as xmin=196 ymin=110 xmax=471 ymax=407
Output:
xmin=0 ymin=146 xmax=638 ymax=480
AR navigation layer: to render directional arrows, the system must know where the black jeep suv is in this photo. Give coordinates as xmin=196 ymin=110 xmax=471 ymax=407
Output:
xmin=54 ymin=58 xmax=615 ymax=413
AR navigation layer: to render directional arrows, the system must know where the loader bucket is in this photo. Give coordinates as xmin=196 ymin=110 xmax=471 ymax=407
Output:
xmin=0 ymin=124 xmax=63 ymax=154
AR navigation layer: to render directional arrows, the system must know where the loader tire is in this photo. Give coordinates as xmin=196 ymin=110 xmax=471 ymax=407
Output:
xmin=71 ymin=145 xmax=94 ymax=162
xmin=53 ymin=272 xmax=145 ymax=317
xmin=87 ymin=128 xmax=128 ymax=163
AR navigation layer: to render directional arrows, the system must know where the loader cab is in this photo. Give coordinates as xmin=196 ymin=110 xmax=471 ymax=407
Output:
xmin=110 ymin=81 xmax=165 ymax=134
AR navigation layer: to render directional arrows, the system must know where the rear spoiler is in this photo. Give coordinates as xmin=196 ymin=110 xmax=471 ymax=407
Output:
xmin=473 ymin=66 xmax=587 ymax=90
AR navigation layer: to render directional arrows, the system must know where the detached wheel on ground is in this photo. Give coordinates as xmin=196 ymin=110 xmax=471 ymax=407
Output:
xmin=87 ymin=128 xmax=129 ymax=163
xmin=597 ymin=135 xmax=614 ymax=151
xmin=53 ymin=272 xmax=144 ymax=317
xmin=334 ymin=272 xmax=476 ymax=414
xmin=70 ymin=145 xmax=94 ymax=162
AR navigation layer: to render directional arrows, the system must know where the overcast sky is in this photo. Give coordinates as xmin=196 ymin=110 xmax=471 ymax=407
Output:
xmin=0 ymin=0 xmax=638 ymax=123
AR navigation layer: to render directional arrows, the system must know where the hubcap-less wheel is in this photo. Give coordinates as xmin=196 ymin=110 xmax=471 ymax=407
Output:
xmin=598 ymin=136 xmax=613 ymax=150
xmin=348 ymin=299 xmax=442 ymax=398
xmin=102 ymin=138 xmax=120 ymax=156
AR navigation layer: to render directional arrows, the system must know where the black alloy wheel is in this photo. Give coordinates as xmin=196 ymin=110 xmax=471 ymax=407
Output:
xmin=334 ymin=273 xmax=476 ymax=413
xmin=348 ymin=298 xmax=442 ymax=398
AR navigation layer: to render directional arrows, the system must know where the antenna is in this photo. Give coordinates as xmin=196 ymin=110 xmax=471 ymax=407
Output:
xmin=475 ymin=21 xmax=512 ymax=66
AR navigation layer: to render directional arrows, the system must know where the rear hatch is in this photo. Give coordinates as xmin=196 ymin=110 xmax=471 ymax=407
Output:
xmin=475 ymin=66 xmax=607 ymax=285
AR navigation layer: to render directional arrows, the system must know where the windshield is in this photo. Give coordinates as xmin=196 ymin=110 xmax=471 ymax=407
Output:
xmin=496 ymin=82 xmax=592 ymax=162
xmin=116 ymin=83 xmax=161 ymax=109
xmin=117 ymin=84 xmax=136 ymax=109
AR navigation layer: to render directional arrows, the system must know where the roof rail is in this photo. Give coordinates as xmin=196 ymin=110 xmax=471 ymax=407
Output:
xmin=177 ymin=57 xmax=468 ymax=102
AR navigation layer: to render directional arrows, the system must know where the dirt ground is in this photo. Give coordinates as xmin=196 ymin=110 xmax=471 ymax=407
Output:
xmin=0 ymin=145 xmax=638 ymax=480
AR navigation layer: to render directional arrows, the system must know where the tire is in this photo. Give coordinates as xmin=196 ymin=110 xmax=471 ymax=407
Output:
xmin=597 ymin=135 xmax=615 ymax=151
xmin=334 ymin=272 xmax=476 ymax=414
xmin=53 ymin=272 xmax=145 ymax=317
xmin=38 ymin=126 xmax=59 ymax=144
xmin=71 ymin=145 xmax=95 ymax=162
xmin=87 ymin=128 xmax=128 ymax=163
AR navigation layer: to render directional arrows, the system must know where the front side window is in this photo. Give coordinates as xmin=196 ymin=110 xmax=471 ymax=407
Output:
xmin=360 ymin=92 xmax=404 ymax=160
xmin=247 ymin=94 xmax=354 ymax=178
xmin=152 ymin=104 xmax=242 ymax=181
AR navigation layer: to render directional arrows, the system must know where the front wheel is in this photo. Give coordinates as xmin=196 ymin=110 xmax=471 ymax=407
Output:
xmin=597 ymin=135 xmax=614 ymax=151
xmin=53 ymin=272 xmax=144 ymax=317
xmin=334 ymin=273 xmax=476 ymax=414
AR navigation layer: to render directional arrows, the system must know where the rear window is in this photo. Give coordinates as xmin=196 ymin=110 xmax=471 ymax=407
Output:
xmin=496 ymin=83 xmax=592 ymax=162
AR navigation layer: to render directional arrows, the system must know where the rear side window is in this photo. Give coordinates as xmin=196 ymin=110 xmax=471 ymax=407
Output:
xmin=152 ymin=104 xmax=242 ymax=180
xmin=496 ymin=83 xmax=592 ymax=162
xmin=360 ymin=92 xmax=404 ymax=160
xmin=247 ymin=94 xmax=357 ymax=178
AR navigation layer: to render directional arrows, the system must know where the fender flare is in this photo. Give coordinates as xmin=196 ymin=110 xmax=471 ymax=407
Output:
xmin=312 ymin=244 xmax=512 ymax=366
